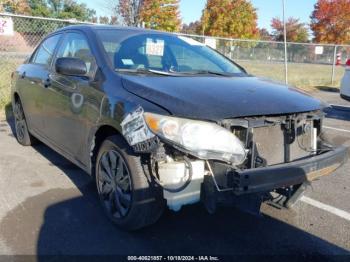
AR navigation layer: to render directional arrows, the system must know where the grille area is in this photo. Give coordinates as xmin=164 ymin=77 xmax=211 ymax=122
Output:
xmin=253 ymin=124 xmax=285 ymax=166
xmin=252 ymin=119 xmax=316 ymax=166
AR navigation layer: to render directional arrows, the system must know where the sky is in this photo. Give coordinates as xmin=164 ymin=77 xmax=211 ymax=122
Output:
xmin=77 ymin=0 xmax=318 ymax=32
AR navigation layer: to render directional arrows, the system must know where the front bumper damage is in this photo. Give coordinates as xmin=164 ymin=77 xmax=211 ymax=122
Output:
xmin=202 ymin=145 xmax=348 ymax=214
xmin=230 ymin=146 xmax=348 ymax=195
xmin=121 ymin=107 xmax=348 ymax=214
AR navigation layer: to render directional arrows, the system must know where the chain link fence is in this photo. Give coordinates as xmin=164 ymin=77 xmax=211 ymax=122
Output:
xmin=1 ymin=13 xmax=350 ymax=109
xmin=0 ymin=13 xmax=95 ymax=108
xmin=177 ymin=33 xmax=350 ymax=88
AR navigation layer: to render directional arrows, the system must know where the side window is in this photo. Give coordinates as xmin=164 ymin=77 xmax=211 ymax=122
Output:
xmin=31 ymin=34 xmax=61 ymax=66
xmin=55 ymin=32 xmax=97 ymax=77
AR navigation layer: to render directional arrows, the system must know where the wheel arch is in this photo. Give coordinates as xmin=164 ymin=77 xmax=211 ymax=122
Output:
xmin=90 ymin=124 xmax=123 ymax=176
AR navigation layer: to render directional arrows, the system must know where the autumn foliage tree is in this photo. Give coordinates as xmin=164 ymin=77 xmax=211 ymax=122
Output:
xmin=181 ymin=21 xmax=201 ymax=34
xmin=271 ymin=17 xmax=309 ymax=62
xmin=95 ymin=15 xmax=118 ymax=25
xmin=110 ymin=0 xmax=181 ymax=31
xmin=259 ymin=28 xmax=272 ymax=41
xmin=271 ymin=17 xmax=309 ymax=42
xmin=200 ymin=0 xmax=259 ymax=39
xmin=139 ymin=0 xmax=181 ymax=32
xmin=116 ymin=0 xmax=143 ymax=26
xmin=310 ymin=0 xmax=350 ymax=44
xmin=0 ymin=0 xmax=30 ymax=14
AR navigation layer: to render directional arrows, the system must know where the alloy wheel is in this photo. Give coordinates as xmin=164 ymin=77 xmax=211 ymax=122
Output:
xmin=97 ymin=150 xmax=132 ymax=219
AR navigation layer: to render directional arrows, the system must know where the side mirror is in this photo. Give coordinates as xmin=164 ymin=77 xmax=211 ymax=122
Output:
xmin=55 ymin=57 xmax=87 ymax=76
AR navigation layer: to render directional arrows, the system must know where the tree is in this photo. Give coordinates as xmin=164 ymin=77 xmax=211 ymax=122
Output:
xmin=7 ymin=0 xmax=96 ymax=42
xmin=51 ymin=0 xmax=96 ymax=21
xmin=28 ymin=0 xmax=53 ymax=17
xmin=117 ymin=0 xmax=143 ymax=26
xmin=310 ymin=0 xmax=350 ymax=44
xmin=271 ymin=17 xmax=309 ymax=62
xmin=139 ymin=0 xmax=181 ymax=32
xmin=109 ymin=16 xmax=118 ymax=25
xmin=0 ymin=0 xmax=30 ymax=14
xmin=200 ymin=0 xmax=259 ymax=39
xmin=259 ymin=28 xmax=272 ymax=41
xmin=99 ymin=16 xmax=110 ymax=25
xmin=26 ymin=0 xmax=96 ymax=21
xmin=181 ymin=21 xmax=201 ymax=34
xmin=105 ymin=0 xmax=181 ymax=31
xmin=97 ymin=15 xmax=119 ymax=25
xmin=271 ymin=17 xmax=309 ymax=42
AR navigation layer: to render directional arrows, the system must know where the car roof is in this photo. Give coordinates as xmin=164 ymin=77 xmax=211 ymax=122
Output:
xmin=53 ymin=24 xmax=172 ymax=36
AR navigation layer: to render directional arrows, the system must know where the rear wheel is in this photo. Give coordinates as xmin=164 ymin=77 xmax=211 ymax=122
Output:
xmin=95 ymin=135 xmax=164 ymax=230
xmin=13 ymin=99 xmax=38 ymax=146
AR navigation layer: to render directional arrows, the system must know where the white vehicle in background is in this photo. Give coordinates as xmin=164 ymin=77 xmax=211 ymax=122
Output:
xmin=340 ymin=59 xmax=350 ymax=101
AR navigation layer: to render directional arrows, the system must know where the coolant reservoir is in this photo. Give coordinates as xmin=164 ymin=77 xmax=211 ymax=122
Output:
xmin=158 ymin=160 xmax=205 ymax=212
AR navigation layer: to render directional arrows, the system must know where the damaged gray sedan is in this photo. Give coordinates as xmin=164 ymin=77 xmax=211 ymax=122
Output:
xmin=11 ymin=25 xmax=348 ymax=230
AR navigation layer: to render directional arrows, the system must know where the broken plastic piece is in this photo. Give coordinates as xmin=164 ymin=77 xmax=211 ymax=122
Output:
xmin=121 ymin=107 xmax=155 ymax=146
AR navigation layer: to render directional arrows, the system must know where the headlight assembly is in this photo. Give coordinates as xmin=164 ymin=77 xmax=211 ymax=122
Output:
xmin=144 ymin=112 xmax=247 ymax=165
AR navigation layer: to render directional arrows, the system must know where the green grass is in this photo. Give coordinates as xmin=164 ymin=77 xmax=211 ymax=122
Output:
xmin=238 ymin=61 xmax=345 ymax=91
xmin=0 ymin=58 xmax=23 ymax=118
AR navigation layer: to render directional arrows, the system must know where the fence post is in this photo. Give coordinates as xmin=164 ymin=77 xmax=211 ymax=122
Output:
xmin=331 ymin=45 xmax=337 ymax=86
xmin=282 ymin=0 xmax=288 ymax=84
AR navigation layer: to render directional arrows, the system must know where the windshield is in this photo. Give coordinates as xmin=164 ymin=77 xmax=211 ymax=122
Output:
xmin=96 ymin=29 xmax=245 ymax=76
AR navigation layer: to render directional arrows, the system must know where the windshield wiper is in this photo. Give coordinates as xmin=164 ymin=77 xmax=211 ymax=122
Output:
xmin=115 ymin=68 xmax=178 ymax=76
xmin=116 ymin=68 xmax=234 ymax=77
xmin=171 ymin=69 xmax=233 ymax=77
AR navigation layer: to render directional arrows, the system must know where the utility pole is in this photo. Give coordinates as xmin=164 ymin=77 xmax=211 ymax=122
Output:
xmin=283 ymin=0 xmax=288 ymax=84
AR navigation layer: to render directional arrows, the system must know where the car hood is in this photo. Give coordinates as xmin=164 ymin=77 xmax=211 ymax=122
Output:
xmin=121 ymin=75 xmax=324 ymax=121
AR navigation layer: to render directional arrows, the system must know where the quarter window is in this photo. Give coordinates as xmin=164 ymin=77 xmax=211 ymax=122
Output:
xmin=32 ymin=34 xmax=61 ymax=66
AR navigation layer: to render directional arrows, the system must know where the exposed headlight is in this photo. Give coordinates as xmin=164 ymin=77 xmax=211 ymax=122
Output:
xmin=144 ymin=112 xmax=247 ymax=165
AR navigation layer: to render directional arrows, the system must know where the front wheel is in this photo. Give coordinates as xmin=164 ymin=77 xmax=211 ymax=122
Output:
xmin=95 ymin=135 xmax=165 ymax=230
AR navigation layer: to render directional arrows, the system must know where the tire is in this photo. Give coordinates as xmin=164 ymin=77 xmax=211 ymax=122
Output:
xmin=95 ymin=135 xmax=165 ymax=231
xmin=13 ymin=99 xmax=38 ymax=146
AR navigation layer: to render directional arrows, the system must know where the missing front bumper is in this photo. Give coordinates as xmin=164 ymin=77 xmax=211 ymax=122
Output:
xmin=231 ymin=146 xmax=348 ymax=195
xmin=200 ymin=146 xmax=347 ymax=214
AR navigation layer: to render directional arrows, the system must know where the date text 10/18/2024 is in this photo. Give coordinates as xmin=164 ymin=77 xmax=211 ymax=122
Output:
xmin=127 ymin=256 xmax=220 ymax=261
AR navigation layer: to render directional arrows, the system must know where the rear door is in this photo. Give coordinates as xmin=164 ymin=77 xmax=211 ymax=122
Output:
xmin=44 ymin=31 xmax=100 ymax=164
xmin=18 ymin=34 xmax=62 ymax=135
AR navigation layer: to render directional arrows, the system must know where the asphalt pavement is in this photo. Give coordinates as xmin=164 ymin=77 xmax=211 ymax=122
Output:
xmin=0 ymin=89 xmax=349 ymax=258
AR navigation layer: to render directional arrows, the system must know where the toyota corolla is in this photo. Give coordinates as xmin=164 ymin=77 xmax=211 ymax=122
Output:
xmin=11 ymin=25 xmax=348 ymax=230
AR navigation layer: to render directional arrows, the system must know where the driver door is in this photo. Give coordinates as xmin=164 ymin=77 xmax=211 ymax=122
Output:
xmin=44 ymin=31 xmax=99 ymax=165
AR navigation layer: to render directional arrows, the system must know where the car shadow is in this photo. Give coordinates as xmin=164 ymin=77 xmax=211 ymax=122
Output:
xmin=314 ymin=86 xmax=340 ymax=93
xmin=1 ymin=117 xmax=349 ymax=258
xmin=324 ymin=105 xmax=350 ymax=122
